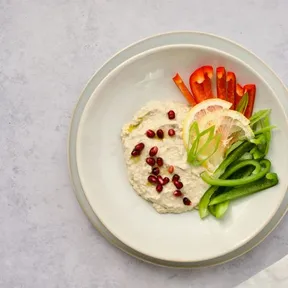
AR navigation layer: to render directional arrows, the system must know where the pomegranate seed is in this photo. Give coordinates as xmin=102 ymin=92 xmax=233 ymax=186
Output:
xmin=156 ymin=129 xmax=164 ymax=139
xmin=157 ymin=175 xmax=164 ymax=185
xmin=168 ymin=129 xmax=175 ymax=137
xmin=183 ymin=197 xmax=191 ymax=206
xmin=149 ymin=146 xmax=158 ymax=157
xmin=168 ymin=110 xmax=175 ymax=120
xmin=146 ymin=157 xmax=155 ymax=166
xmin=156 ymin=157 xmax=164 ymax=167
xmin=168 ymin=165 xmax=174 ymax=174
xmin=131 ymin=149 xmax=140 ymax=157
xmin=172 ymin=174 xmax=180 ymax=182
xmin=156 ymin=184 xmax=163 ymax=193
xmin=163 ymin=177 xmax=170 ymax=185
xmin=146 ymin=129 xmax=155 ymax=138
xmin=174 ymin=180 xmax=183 ymax=189
xmin=152 ymin=167 xmax=160 ymax=176
xmin=134 ymin=142 xmax=145 ymax=151
xmin=173 ymin=190 xmax=183 ymax=197
xmin=148 ymin=175 xmax=158 ymax=184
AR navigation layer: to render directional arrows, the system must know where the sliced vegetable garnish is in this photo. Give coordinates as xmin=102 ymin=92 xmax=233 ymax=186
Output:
xmin=171 ymin=66 xmax=277 ymax=220
xmin=198 ymin=185 xmax=220 ymax=218
xmin=208 ymin=201 xmax=229 ymax=219
xmin=244 ymin=84 xmax=256 ymax=118
xmin=208 ymin=205 xmax=217 ymax=217
xmin=187 ymin=123 xmax=221 ymax=166
xmin=187 ymin=123 xmax=201 ymax=163
xmin=216 ymin=67 xmax=226 ymax=100
xmin=254 ymin=125 xmax=276 ymax=135
xmin=198 ymin=157 xmax=258 ymax=218
xmin=225 ymin=140 xmax=244 ymax=157
xmin=189 ymin=107 xmax=254 ymax=171
xmin=189 ymin=66 xmax=214 ymax=103
xmin=187 ymin=121 xmax=200 ymax=151
xmin=226 ymin=72 xmax=236 ymax=109
xmin=174 ymin=65 xmax=257 ymax=113
xmin=203 ymin=66 xmax=214 ymax=99
xmin=236 ymin=92 xmax=248 ymax=114
xmin=235 ymin=83 xmax=244 ymax=108
xmin=239 ymin=152 xmax=253 ymax=160
xmin=249 ymin=109 xmax=271 ymax=126
xmin=224 ymin=164 xmax=255 ymax=185
xmin=209 ymin=172 xmax=278 ymax=205
xmin=225 ymin=165 xmax=256 ymax=186
xmin=189 ymin=67 xmax=206 ymax=103
xmin=213 ymin=141 xmax=255 ymax=178
xmin=202 ymin=159 xmax=271 ymax=187
xmin=182 ymin=99 xmax=232 ymax=148
xmin=173 ymin=73 xmax=197 ymax=106
xmin=250 ymin=134 xmax=267 ymax=145
xmin=196 ymin=134 xmax=221 ymax=165
xmin=250 ymin=110 xmax=274 ymax=157
xmin=250 ymin=147 xmax=265 ymax=160
xmin=262 ymin=113 xmax=272 ymax=156
xmin=217 ymin=158 xmax=263 ymax=179
xmin=197 ymin=107 xmax=276 ymax=219
xmin=202 ymin=165 xmax=255 ymax=219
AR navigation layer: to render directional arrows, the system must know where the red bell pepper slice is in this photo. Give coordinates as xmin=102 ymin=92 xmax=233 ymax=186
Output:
xmin=189 ymin=66 xmax=214 ymax=103
xmin=235 ymin=83 xmax=244 ymax=108
xmin=202 ymin=66 xmax=214 ymax=99
xmin=172 ymin=73 xmax=197 ymax=106
xmin=216 ymin=67 xmax=226 ymax=100
xmin=244 ymin=84 xmax=256 ymax=118
xmin=226 ymin=72 xmax=236 ymax=109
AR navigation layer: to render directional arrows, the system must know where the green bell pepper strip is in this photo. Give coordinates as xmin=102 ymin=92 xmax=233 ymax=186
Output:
xmin=199 ymin=186 xmax=221 ymax=218
xmin=225 ymin=140 xmax=244 ymax=157
xmin=208 ymin=201 xmax=229 ymax=219
xmin=251 ymin=111 xmax=273 ymax=157
xmin=198 ymin=159 xmax=260 ymax=219
xmin=209 ymin=172 xmax=279 ymax=205
xmin=201 ymin=159 xmax=270 ymax=187
xmin=209 ymin=165 xmax=256 ymax=219
xmin=208 ymin=205 xmax=216 ymax=217
xmin=231 ymin=165 xmax=256 ymax=178
xmin=208 ymin=164 xmax=255 ymax=219
xmin=250 ymin=147 xmax=265 ymax=160
xmin=213 ymin=141 xmax=255 ymax=178
xmin=250 ymin=134 xmax=267 ymax=145
xmin=239 ymin=152 xmax=253 ymax=161
xmin=222 ymin=165 xmax=256 ymax=193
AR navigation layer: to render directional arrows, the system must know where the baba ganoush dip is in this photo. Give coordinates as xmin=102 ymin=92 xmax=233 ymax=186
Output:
xmin=121 ymin=101 xmax=209 ymax=213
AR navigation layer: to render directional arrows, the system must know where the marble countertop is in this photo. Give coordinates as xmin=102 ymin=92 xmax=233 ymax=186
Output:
xmin=1 ymin=1 xmax=288 ymax=287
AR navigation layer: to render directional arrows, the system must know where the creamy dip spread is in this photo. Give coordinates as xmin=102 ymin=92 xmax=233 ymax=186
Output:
xmin=121 ymin=101 xmax=209 ymax=213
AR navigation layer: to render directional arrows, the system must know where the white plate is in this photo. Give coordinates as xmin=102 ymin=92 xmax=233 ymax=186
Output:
xmin=69 ymin=32 xmax=288 ymax=266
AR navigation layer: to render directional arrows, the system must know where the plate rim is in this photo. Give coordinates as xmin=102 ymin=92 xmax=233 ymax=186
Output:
xmin=68 ymin=31 xmax=288 ymax=268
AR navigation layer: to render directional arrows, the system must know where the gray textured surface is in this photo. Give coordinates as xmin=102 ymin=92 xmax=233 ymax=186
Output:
xmin=1 ymin=0 xmax=288 ymax=287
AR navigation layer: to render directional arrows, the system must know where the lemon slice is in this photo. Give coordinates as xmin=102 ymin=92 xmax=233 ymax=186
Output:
xmin=182 ymin=99 xmax=232 ymax=148
xmin=199 ymin=109 xmax=254 ymax=170
xmin=197 ymin=109 xmax=253 ymax=143
xmin=183 ymin=101 xmax=254 ymax=172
